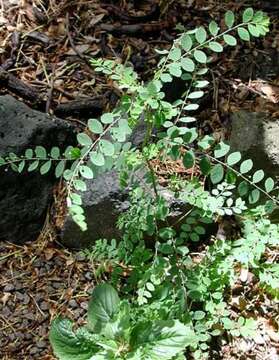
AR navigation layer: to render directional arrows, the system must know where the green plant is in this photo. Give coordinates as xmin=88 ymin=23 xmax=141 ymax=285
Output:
xmin=0 ymin=6 xmax=277 ymax=359
xmin=0 ymin=8 xmax=274 ymax=231
xmin=50 ymin=283 xmax=195 ymax=360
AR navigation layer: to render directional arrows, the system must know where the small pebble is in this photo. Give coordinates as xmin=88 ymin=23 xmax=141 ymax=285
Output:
xmin=69 ymin=299 xmax=78 ymax=308
xmin=3 ymin=284 xmax=14 ymax=292
xmin=80 ymin=302 xmax=88 ymax=310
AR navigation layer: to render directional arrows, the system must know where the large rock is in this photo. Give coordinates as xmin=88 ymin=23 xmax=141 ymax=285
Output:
xmin=230 ymin=111 xmax=279 ymax=176
xmin=59 ymin=169 xmax=188 ymax=249
xmin=0 ymin=95 xmax=75 ymax=243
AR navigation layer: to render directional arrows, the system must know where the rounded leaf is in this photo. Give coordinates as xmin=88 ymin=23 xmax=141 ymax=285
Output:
xmin=79 ymin=165 xmax=94 ymax=179
xmin=88 ymin=119 xmax=103 ymax=134
xmin=183 ymin=151 xmax=195 ymax=169
xmin=99 ymin=139 xmax=115 ymax=157
xmin=209 ymin=21 xmax=219 ymax=36
xmin=227 ymin=151 xmax=241 ymax=166
xmin=265 ymin=177 xmax=274 ymax=193
xmin=181 ymin=34 xmax=193 ymax=51
xmin=194 ymin=50 xmax=207 ymax=63
xmin=237 ymin=27 xmax=250 ymax=41
xmin=195 ymin=26 xmax=207 ymax=44
xmin=87 ymin=284 xmax=120 ymax=333
xmin=169 ymin=47 xmax=182 ymax=61
xmin=100 ymin=113 xmax=114 ymax=124
xmin=225 ymin=10 xmax=235 ymax=28
xmin=40 ymin=160 xmax=52 ymax=175
xmin=208 ymin=41 xmax=223 ymax=52
xmin=90 ymin=151 xmax=105 ymax=166
xmin=210 ymin=164 xmax=224 ymax=184
xmin=243 ymin=7 xmax=254 ymax=22
xmin=223 ymin=34 xmax=237 ymax=46
xmin=77 ymin=133 xmax=92 ymax=147
xmin=240 ymin=159 xmax=253 ymax=174
xmin=249 ymin=189 xmax=260 ymax=204
xmin=181 ymin=57 xmax=195 ymax=72
xmin=200 ymin=156 xmax=211 ymax=175
xmin=252 ymin=169 xmax=264 ymax=183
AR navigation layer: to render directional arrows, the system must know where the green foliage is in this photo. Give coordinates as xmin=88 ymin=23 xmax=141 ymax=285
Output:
xmin=0 ymin=9 xmax=277 ymax=357
xmin=50 ymin=284 xmax=194 ymax=360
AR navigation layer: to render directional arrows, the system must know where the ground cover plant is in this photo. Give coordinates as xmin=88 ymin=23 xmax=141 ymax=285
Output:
xmin=1 ymin=6 xmax=278 ymax=360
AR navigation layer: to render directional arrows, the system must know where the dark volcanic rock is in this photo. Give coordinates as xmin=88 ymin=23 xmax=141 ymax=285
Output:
xmin=229 ymin=111 xmax=279 ymax=176
xmin=60 ymin=168 xmax=190 ymax=249
xmin=0 ymin=95 xmax=75 ymax=244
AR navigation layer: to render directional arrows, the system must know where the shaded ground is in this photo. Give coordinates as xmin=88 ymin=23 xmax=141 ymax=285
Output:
xmin=0 ymin=0 xmax=279 ymax=359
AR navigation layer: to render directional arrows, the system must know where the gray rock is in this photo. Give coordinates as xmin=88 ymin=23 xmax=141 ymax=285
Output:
xmin=0 ymin=95 xmax=75 ymax=244
xmin=60 ymin=168 xmax=189 ymax=248
xmin=230 ymin=111 xmax=279 ymax=176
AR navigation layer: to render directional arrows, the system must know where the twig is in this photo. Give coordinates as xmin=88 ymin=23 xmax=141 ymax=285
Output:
xmin=46 ymin=64 xmax=56 ymax=113
xmin=65 ymin=13 xmax=92 ymax=67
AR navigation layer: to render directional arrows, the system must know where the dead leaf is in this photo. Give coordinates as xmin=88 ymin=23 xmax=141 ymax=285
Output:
xmin=1 ymin=292 xmax=11 ymax=305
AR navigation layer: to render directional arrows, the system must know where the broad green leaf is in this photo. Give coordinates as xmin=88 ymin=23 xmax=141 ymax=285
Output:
xmin=237 ymin=27 xmax=250 ymax=41
xmin=252 ymin=170 xmax=264 ymax=183
xmin=169 ymin=48 xmax=182 ymax=61
xmin=195 ymin=26 xmax=207 ymax=44
xmin=49 ymin=318 xmax=99 ymax=360
xmin=55 ymin=160 xmax=65 ymax=178
xmin=210 ymin=164 xmax=224 ymax=184
xmin=88 ymin=119 xmax=104 ymax=134
xmin=77 ymin=133 xmax=92 ymax=147
xmin=183 ymin=151 xmax=195 ymax=169
xmin=214 ymin=142 xmax=230 ymax=158
xmin=99 ymin=139 xmax=115 ymax=157
xmin=208 ymin=41 xmax=223 ymax=52
xmin=90 ymin=152 xmax=105 ymax=166
xmin=265 ymin=177 xmax=274 ymax=193
xmin=243 ymin=7 xmax=254 ymax=22
xmin=227 ymin=151 xmax=241 ymax=166
xmin=240 ymin=159 xmax=253 ymax=174
xmin=131 ymin=320 xmax=195 ymax=360
xmin=209 ymin=21 xmax=219 ymax=36
xmin=87 ymin=284 xmax=120 ymax=333
xmin=223 ymin=34 xmax=237 ymax=46
xmin=225 ymin=10 xmax=235 ymax=28
xmin=40 ymin=160 xmax=52 ymax=175
xmin=79 ymin=165 xmax=94 ymax=179
xmin=180 ymin=58 xmax=195 ymax=72
xmin=181 ymin=34 xmax=193 ymax=51
xmin=194 ymin=50 xmax=207 ymax=63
